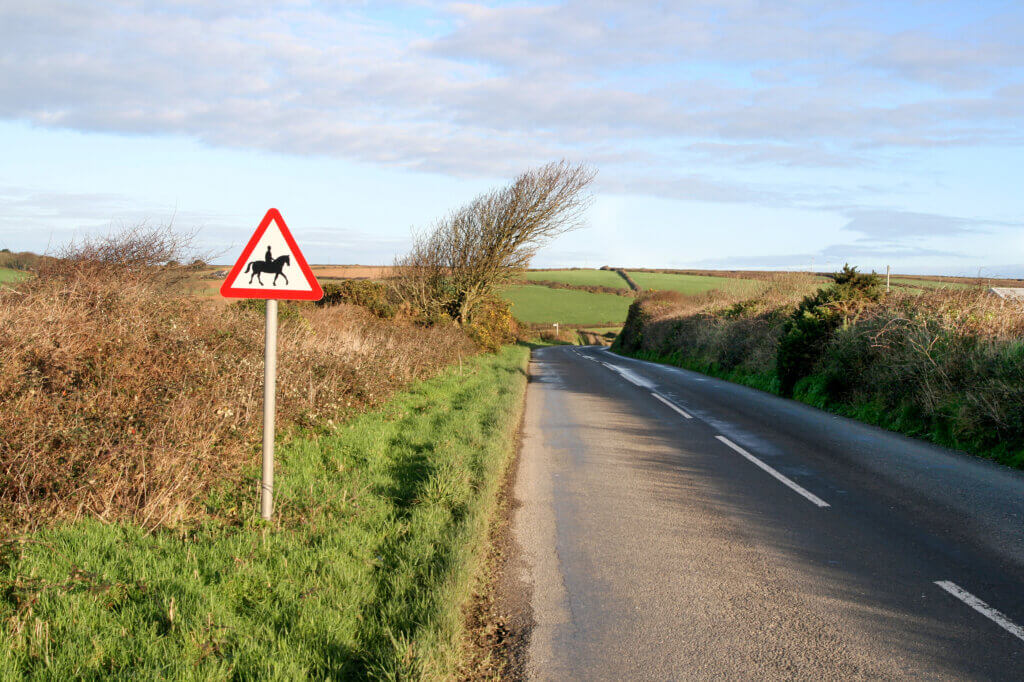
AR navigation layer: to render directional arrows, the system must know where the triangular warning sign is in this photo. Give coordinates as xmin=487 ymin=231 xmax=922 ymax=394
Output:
xmin=220 ymin=209 xmax=323 ymax=301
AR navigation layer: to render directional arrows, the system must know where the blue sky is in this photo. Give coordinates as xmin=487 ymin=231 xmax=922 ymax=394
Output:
xmin=1 ymin=1 xmax=1023 ymax=275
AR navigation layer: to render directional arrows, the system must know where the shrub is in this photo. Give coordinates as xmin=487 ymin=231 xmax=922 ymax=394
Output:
xmin=466 ymin=295 xmax=516 ymax=352
xmin=777 ymin=265 xmax=881 ymax=396
xmin=233 ymin=298 xmax=304 ymax=321
xmin=806 ymin=289 xmax=1024 ymax=462
xmin=318 ymin=280 xmax=397 ymax=318
xmin=616 ymin=291 xmax=668 ymax=351
xmin=0 ymin=249 xmax=51 ymax=272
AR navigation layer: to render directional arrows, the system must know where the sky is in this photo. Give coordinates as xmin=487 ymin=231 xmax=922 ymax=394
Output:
xmin=1 ymin=0 xmax=1023 ymax=275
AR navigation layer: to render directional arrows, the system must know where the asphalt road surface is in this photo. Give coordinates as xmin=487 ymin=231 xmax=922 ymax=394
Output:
xmin=513 ymin=345 xmax=1024 ymax=680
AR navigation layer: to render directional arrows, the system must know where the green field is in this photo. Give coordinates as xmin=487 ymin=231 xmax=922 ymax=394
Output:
xmin=629 ymin=271 xmax=764 ymax=296
xmin=0 ymin=346 xmax=530 ymax=679
xmin=504 ymin=285 xmax=633 ymax=325
xmin=523 ymin=269 xmax=629 ymax=289
xmin=0 ymin=268 xmax=27 ymax=285
xmin=889 ymin=277 xmax=975 ymax=290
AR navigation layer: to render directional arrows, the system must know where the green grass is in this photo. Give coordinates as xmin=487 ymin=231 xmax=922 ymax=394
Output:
xmin=522 ymin=269 xmax=628 ymax=289
xmin=628 ymin=272 xmax=764 ymax=296
xmin=0 ymin=345 xmax=530 ymax=680
xmin=0 ymin=268 xmax=28 ymax=285
xmin=503 ymin=284 xmax=633 ymax=325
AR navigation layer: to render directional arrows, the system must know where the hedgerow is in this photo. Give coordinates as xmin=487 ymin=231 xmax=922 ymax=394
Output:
xmin=0 ymin=230 xmax=474 ymax=532
xmin=615 ymin=268 xmax=1024 ymax=467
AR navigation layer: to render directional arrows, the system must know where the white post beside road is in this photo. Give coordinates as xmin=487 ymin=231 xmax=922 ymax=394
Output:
xmin=262 ymin=299 xmax=278 ymax=520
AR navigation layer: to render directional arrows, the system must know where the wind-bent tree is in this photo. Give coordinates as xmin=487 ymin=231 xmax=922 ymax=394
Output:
xmin=394 ymin=161 xmax=596 ymax=324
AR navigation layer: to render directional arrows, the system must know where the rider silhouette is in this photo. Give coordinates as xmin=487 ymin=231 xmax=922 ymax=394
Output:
xmin=265 ymin=245 xmax=273 ymax=266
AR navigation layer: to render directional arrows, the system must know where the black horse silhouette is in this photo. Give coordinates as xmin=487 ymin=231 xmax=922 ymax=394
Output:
xmin=245 ymin=254 xmax=290 ymax=286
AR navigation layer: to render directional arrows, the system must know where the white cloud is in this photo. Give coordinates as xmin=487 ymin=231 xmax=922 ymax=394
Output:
xmin=1 ymin=0 xmax=1023 ymax=254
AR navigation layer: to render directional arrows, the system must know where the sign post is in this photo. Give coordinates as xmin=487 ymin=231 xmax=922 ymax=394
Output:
xmin=261 ymin=299 xmax=277 ymax=519
xmin=220 ymin=209 xmax=323 ymax=520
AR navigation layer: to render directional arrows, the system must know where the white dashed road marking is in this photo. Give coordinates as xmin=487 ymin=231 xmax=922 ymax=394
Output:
xmin=651 ymin=392 xmax=693 ymax=419
xmin=715 ymin=435 xmax=831 ymax=508
xmin=934 ymin=581 xmax=1024 ymax=643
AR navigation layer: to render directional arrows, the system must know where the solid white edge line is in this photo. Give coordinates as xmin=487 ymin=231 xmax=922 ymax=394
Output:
xmin=935 ymin=580 xmax=1024 ymax=643
xmin=651 ymin=392 xmax=692 ymax=419
xmin=715 ymin=435 xmax=830 ymax=508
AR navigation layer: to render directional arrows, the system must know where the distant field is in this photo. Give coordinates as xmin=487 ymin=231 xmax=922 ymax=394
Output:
xmin=629 ymin=271 xmax=764 ymax=296
xmin=0 ymin=268 xmax=27 ymax=285
xmin=503 ymin=285 xmax=632 ymax=325
xmin=312 ymin=265 xmax=392 ymax=279
xmin=523 ymin=269 xmax=628 ymax=289
xmin=889 ymin=277 xmax=975 ymax=290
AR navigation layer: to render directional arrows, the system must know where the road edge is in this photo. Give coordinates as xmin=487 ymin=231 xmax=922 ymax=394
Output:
xmin=458 ymin=346 xmax=535 ymax=680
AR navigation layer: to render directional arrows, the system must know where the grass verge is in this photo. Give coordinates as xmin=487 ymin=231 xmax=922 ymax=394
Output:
xmin=0 ymin=345 xmax=530 ymax=679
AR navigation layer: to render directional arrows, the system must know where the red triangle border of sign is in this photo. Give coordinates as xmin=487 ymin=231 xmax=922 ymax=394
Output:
xmin=220 ymin=208 xmax=324 ymax=301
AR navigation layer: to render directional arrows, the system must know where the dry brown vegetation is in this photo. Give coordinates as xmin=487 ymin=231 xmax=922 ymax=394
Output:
xmin=0 ymin=250 xmax=52 ymax=272
xmin=0 ymin=229 xmax=474 ymax=532
xmin=618 ymin=272 xmax=818 ymax=359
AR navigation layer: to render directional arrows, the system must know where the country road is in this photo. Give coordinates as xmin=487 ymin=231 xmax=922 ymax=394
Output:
xmin=512 ymin=345 xmax=1024 ymax=680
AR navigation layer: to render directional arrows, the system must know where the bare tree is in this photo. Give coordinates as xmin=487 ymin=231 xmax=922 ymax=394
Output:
xmin=394 ymin=161 xmax=596 ymax=324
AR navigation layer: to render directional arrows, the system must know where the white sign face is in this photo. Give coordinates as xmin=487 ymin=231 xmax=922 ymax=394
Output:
xmin=220 ymin=209 xmax=323 ymax=301
xmin=225 ymin=223 xmax=311 ymax=292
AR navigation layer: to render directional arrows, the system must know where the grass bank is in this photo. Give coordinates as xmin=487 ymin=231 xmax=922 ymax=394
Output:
xmin=0 ymin=345 xmax=530 ymax=679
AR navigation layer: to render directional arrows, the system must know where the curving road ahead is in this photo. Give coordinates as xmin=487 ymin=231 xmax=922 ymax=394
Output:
xmin=513 ymin=345 xmax=1024 ymax=680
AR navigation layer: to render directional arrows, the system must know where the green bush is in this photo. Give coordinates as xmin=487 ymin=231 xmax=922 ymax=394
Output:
xmin=318 ymin=280 xmax=397 ymax=318
xmin=777 ymin=265 xmax=881 ymax=396
xmin=466 ymin=295 xmax=516 ymax=353
xmin=232 ymin=298 xmax=304 ymax=321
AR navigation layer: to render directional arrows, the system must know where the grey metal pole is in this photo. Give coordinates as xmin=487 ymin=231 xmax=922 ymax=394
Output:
xmin=261 ymin=299 xmax=278 ymax=520
xmin=886 ymin=265 xmax=891 ymax=293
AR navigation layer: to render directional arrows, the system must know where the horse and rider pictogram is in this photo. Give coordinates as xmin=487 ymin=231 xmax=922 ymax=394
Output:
xmin=244 ymin=246 xmax=291 ymax=286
